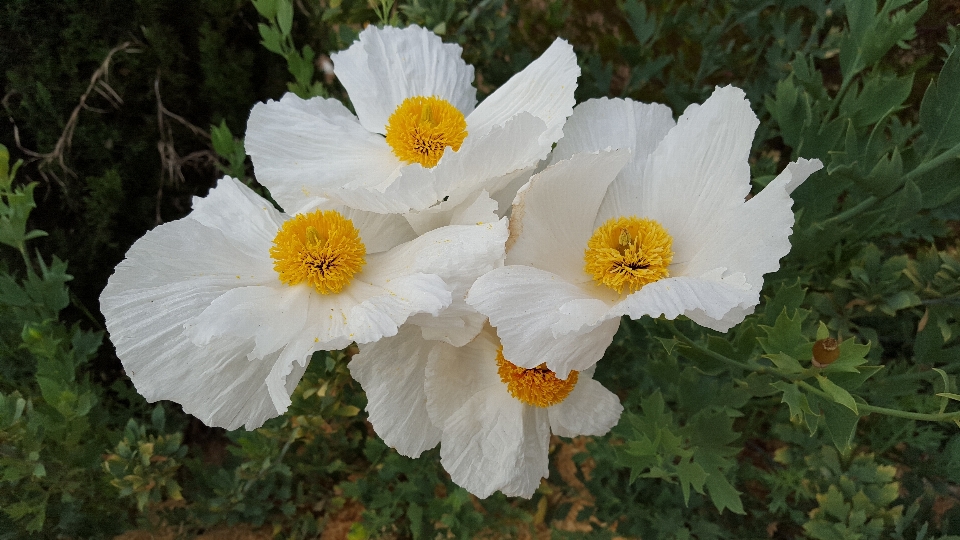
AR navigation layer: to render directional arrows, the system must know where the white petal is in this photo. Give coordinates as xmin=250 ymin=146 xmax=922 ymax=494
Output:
xmin=467 ymin=266 xmax=621 ymax=378
xmin=341 ymin=273 xmax=451 ymax=344
xmin=467 ymin=38 xmax=578 ymax=145
xmin=349 ymin=326 xmax=441 ymax=457
xmin=404 ymin=188 xmax=501 ymax=236
xmin=329 ymin=206 xmax=418 ymax=254
xmin=364 ymin=216 xmax=508 ymax=287
xmin=637 ymin=86 xmax=760 ymax=263
xmin=189 ymin=177 xmax=286 ymax=254
xmin=547 ymin=99 xmax=676 ymax=225
xmin=685 ymin=304 xmax=755 ymax=333
xmin=245 ymin=93 xmax=402 ymax=213
xmin=506 ymin=150 xmax=630 ymax=283
xmin=439 ymin=389 xmax=550 ymax=499
xmin=548 ymin=376 xmax=623 ymax=438
xmin=331 ymin=24 xmax=476 ymax=134
xmin=773 ymin=157 xmax=823 ymax=195
xmin=609 ymin=274 xmax=752 ymax=324
xmin=380 ymin=112 xmax=550 ymax=213
xmin=675 ymin=158 xmax=823 ymax=330
xmin=424 ymin=327 xmax=502 ymax=429
xmin=407 ymin=285 xmax=485 ymax=346
xmin=101 ymin=218 xmax=299 ymax=430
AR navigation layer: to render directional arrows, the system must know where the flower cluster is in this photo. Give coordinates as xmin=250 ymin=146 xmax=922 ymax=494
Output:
xmin=100 ymin=25 xmax=822 ymax=499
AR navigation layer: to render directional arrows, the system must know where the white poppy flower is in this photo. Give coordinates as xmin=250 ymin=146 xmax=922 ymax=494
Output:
xmin=349 ymin=324 xmax=622 ymax=499
xmin=245 ymin=24 xmax=579 ymax=214
xmin=100 ymin=177 xmax=507 ymax=430
xmin=467 ymin=87 xmax=824 ymax=378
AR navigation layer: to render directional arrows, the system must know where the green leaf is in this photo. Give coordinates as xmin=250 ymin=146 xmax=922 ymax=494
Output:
xmin=258 ymin=23 xmax=283 ymax=54
xmin=894 ymin=178 xmax=922 ymax=222
xmin=276 ymin=0 xmax=293 ymax=37
xmin=758 ymin=308 xmax=812 ymax=360
xmin=920 ymin=43 xmax=960 ymax=153
xmin=675 ymin=459 xmax=708 ymax=505
xmin=251 ymin=0 xmax=278 ymax=20
xmin=773 ymin=381 xmax=820 ymax=433
xmin=817 ymin=375 xmax=859 ymax=414
xmin=817 ymin=395 xmax=860 ymax=452
xmin=839 ymin=0 xmax=927 ymax=84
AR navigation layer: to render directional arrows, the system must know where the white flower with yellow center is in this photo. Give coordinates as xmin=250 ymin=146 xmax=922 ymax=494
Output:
xmin=245 ymin=24 xmax=579 ymax=214
xmin=467 ymin=87 xmax=824 ymax=378
xmin=100 ymin=177 xmax=507 ymax=430
xmin=348 ymin=324 xmax=622 ymax=498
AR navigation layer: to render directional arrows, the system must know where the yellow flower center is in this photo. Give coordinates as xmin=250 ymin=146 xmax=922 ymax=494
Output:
xmin=495 ymin=347 xmax=578 ymax=408
xmin=384 ymin=95 xmax=467 ymax=168
xmin=584 ymin=216 xmax=673 ymax=294
xmin=270 ymin=210 xmax=365 ymax=294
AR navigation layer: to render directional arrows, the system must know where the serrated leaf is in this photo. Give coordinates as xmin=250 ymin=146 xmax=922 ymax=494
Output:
xmin=810 ymin=393 xmax=860 ymax=451
xmin=817 ymin=375 xmax=859 ymax=413
xmin=758 ymin=308 xmax=812 ymax=360
xmin=821 ymin=337 xmax=871 ymax=373
xmin=767 ymin=352 xmax=806 ymax=374
xmin=675 ymin=459 xmax=707 ymax=505
xmin=920 ymin=43 xmax=960 ymax=153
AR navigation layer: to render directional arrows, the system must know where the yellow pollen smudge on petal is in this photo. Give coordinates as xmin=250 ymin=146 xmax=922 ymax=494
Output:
xmin=495 ymin=347 xmax=578 ymax=408
xmin=584 ymin=216 xmax=673 ymax=294
xmin=385 ymin=95 xmax=467 ymax=168
xmin=270 ymin=210 xmax=365 ymax=294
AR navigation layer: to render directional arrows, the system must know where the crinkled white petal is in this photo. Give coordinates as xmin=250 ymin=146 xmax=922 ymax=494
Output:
xmin=467 ymin=266 xmax=621 ymax=378
xmin=307 ymin=203 xmax=419 ymax=254
xmin=505 ymin=150 xmax=630 ymax=283
xmin=101 ymin=198 xmax=300 ymax=429
xmin=378 ymin=113 xmax=549 ymax=213
xmin=349 ymin=325 xmax=442 ymax=457
xmin=364 ymin=213 xmax=508 ymax=288
xmin=404 ymin=187 xmax=501 ymax=236
xmin=548 ymin=99 xmax=676 ymax=226
xmin=245 ymin=93 xmax=402 ymax=213
xmin=467 ymin=38 xmax=578 ymax=145
xmin=636 ymin=86 xmax=759 ymax=263
xmin=675 ymin=159 xmax=823 ymax=329
xmin=424 ymin=329 xmax=503 ymax=429
xmin=189 ymin=177 xmax=287 ymax=254
xmin=403 ymin=191 xmax=507 ymax=346
xmin=609 ymin=273 xmax=752 ymax=325
xmin=331 ymin=24 xmax=476 ymax=134
xmin=548 ymin=373 xmax=623 ymax=438
xmin=439 ymin=391 xmax=550 ymax=499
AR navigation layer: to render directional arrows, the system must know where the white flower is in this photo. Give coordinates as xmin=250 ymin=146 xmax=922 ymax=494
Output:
xmin=349 ymin=324 xmax=622 ymax=498
xmin=245 ymin=24 xmax=579 ymax=214
xmin=467 ymin=87 xmax=824 ymax=378
xmin=100 ymin=177 xmax=507 ymax=430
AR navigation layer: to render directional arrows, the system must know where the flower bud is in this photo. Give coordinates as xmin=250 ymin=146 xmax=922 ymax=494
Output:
xmin=812 ymin=338 xmax=840 ymax=368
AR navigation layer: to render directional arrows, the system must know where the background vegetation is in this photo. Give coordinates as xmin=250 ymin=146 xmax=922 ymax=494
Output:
xmin=2 ymin=0 xmax=960 ymax=537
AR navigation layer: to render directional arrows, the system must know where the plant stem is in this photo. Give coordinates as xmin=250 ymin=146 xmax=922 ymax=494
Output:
xmin=903 ymin=139 xmax=960 ymax=183
xmin=670 ymin=323 xmax=960 ymax=424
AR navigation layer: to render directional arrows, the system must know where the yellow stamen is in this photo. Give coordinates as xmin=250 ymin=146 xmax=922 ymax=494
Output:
xmin=495 ymin=347 xmax=578 ymax=408
xmin=385 ymin=95 xmax=467 ymax=168
xmin=270 ymin=210 xmax=365 ymax=294
xmin=584 ymin=216 xmax=673 ymax=294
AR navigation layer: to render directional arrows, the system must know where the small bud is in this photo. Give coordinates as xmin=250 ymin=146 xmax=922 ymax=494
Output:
xmin=812 ymin=338 xmax=840 ymax=367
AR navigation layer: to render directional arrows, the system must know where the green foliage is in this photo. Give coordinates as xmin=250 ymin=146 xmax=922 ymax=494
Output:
xmin=2 ymin=1 xmax=960 ymax=538
xmin=102 ymin=407 xmax=187 ymax=512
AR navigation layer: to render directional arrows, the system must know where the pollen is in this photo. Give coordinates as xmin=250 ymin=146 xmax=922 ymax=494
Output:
xmin=385 ymin=95 xmax=467 ymax=168
xmin=270 ymin=210 xmax=365 ymax=294
xmin=496 ymin=347 xmax=578 ymax=408
xmin=584 ymin=216 xmax=673 ymax=294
